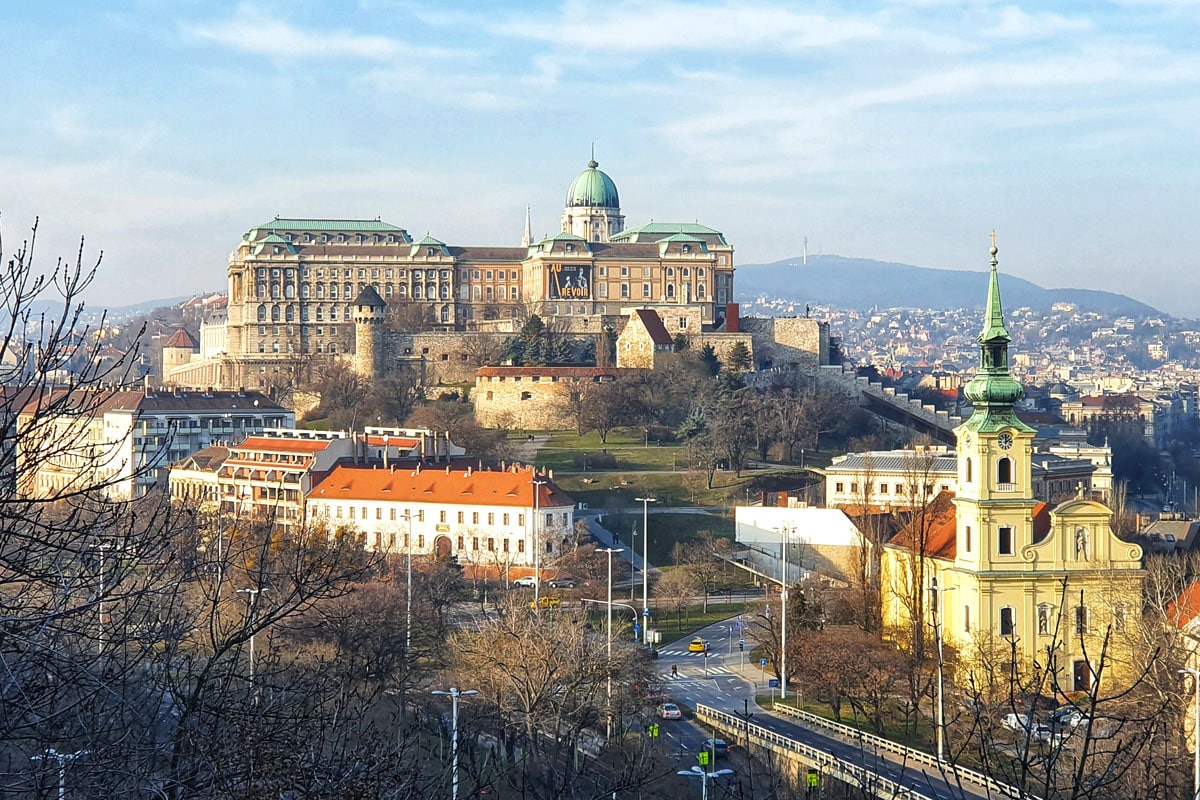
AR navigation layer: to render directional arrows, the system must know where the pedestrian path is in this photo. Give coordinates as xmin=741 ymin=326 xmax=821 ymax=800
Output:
xmin=659 ymin=668 xmax=736 ymax=679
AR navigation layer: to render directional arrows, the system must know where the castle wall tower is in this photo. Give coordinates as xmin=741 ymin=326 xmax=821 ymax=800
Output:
xmin=352 ymin=285 xmax=386 ymax=379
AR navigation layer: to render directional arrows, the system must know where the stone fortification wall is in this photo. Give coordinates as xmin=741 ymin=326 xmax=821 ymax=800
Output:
xmin=474 ymin=368 xmax=621 ymax=430
xmin=381 ymin=330 xmax=507 ymax=385
xmin=692 ymin=332 xmax=755 ymax=366
xmin=739 ymin=317 xmax=828 ymax=371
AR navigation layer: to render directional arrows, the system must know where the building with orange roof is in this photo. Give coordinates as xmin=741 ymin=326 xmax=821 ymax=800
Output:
xmin=882 ymin=244 xmax=1144 ymax=692
xmin=168 ymin=425 xmax=465 ymax=530
xmin=306 ymin=464 xmax=574 ymax=568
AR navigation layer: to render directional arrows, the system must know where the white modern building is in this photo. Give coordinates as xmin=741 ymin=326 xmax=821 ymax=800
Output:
xmin=734 ymin=505 xmax=866 ymax=585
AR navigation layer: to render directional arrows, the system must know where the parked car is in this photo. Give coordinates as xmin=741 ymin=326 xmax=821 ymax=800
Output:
xmin=688 ymin=637 xmax=707 ymax=653
xmin=548 ymin=576 xmax=577 ymax=589
xmin=1001 ymin=712 xmax=1033 ymax=732
xmin=1048 ymin=707 xmax=1085 ymax=728
xmin=529 ymin=595 xmax=561 ymax=609
xmin=703 ymin=738 xmax=729 ymax=757
xmin=512 ymin=576 xmax=538 ymax=588
xmin=1033 ymin=724 xmax=1065 ymax=744
xmin=659 ymin=703 xmax=683 ymax=720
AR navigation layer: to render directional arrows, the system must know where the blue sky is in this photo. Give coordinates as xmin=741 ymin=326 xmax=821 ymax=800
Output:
xmin=4 ymin=1 xmax=1200 ymax=315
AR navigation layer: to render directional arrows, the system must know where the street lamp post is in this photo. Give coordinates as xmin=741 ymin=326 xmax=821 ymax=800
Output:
xmin=404 ymin=510 xmax=414 ymax=663
xmin=432 ymin=687 xmax=479 ymax=800
xmin=32 ymin=748 xmax=87 ymax=800
xmin=1182 ymin=668 xmax=1200 ymax=800
xmin=600 ymin=546 xmax=623 ymax=739
xmin=929 ymin=583 xmax=956 ymax=762
xmin=237 ymin=587 xmax=266 ymax=703
xmin=635 ymin=496 xmax=655 ymax=643
xmin=91 ymin=541 xmax=114 ymax=654
xmin=677 ymin=765 xmax=734 ymax=800
xmin=776 ymin=525 xmax=792 ymax=701
xmin=533 ymin=478 xmax=547 ymax=611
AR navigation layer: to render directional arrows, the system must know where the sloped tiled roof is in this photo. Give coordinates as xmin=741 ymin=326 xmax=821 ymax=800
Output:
xmin=632 ymin=309 xmax=674 ymax=346
xmin=1167 ymin=580 xmax=1200 ymax=630
xmin=163 ymin=329 xmax=199 ymax=349
xmin=889 ymin=490 xmax=958 ymax=559
xmin=475 ymin=366 xmax=620 ymax=379
xmin=310 ymin=465 xmax=574 ymax=508
xmin=251 ymin=218 xmax=405 ymax=233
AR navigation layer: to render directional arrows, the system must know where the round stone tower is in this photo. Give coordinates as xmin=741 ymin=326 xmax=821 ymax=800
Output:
xmin=352 ymin=285 xmax=386 ymax=379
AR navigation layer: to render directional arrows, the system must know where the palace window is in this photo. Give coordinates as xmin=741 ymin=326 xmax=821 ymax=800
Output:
xmin=999 ymin=606 xmax=1015 ymax=637
xmin=998 ymin=526 xmax=1013 ymax=555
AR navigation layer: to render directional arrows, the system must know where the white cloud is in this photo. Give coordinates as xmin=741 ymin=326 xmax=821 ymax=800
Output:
xmin=186 ymin=4 xmax=452 ymax=61
xmin=989 ymin=5 xmax=1092 ymax=38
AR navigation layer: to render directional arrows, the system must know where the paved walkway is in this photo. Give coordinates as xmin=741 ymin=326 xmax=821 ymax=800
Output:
xmin=513 ymin=433 xmax=550 ymax=464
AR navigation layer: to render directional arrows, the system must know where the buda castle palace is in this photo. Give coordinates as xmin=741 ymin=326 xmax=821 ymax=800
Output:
xmin=165 ymin=157 xmax=828 ymax=392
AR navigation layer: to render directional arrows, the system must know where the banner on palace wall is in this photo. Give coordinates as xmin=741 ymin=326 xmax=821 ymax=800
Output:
xmin=546 ymin=263 xmax=591 ymax=300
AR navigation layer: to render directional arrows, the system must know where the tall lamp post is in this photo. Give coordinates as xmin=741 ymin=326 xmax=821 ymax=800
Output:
xmin=930 ymin=583 xmax=955 ymax=762
xmin=532 ymin=478 xmax=546 ymax=611
xmin=91 ymin=540 xmax=114 ymax=655
xmin=599 ymin=546 xmax=623 ymax=739
xmin=32 ymin=748 xmax=87 ymax=800
xmin=237 ymin=587 xmax=266 ymax=704
xmin=432 ymin=687 xmax=479 ymax=800
xmin=677 ymin=765 xmax=734 ymax=800
xmin=1182 ymin=667 xmax=1200 ymax=800
xmin=775 ymin=525 xmax=793 ymax=701
xmin=635 ymin=496 xmax=656 ymax=643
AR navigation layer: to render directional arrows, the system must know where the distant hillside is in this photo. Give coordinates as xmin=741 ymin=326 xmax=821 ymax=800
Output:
xmin=737 ymin=255 xmax=1160 ymax=315
xmin=27 ymin=295 xmax=194 ymax=324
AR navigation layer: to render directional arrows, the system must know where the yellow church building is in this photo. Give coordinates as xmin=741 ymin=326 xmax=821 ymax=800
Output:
xmin=882 ymin=241 xmax=1144 ymax=694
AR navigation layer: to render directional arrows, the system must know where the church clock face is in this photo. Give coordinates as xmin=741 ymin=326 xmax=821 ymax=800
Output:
xmin=997 ymin=432 xmax=1014 ymax=450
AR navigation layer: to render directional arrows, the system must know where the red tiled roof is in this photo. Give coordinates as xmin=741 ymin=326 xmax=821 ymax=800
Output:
xmin=1030 ymin=502 xmax=1052 ymax=544
xmin=310 ymin=465 xmax=574 ymax=508
xmin=234 ymin=436 xmax=337 ymax=454
xmin=633 ymin=309 xmax=674 ymax=346
xmin=475 ymin=366 xmax=619 ymax=378
xmin=364 ymin=435 xmax=420 ymax=448
xmin=164 ymin=329 xmax=199 ymax=349
xmin=889 ymin=491 xmax=958 ymax=559
xmin=1167 ymin=580 xmax=1200 ymax=629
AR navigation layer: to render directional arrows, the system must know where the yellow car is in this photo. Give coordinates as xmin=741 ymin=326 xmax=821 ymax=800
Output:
xmin=688 ymin=637 xmax=707 ymax=653
xmin=530 ymin=595 xmax=562 ymax=609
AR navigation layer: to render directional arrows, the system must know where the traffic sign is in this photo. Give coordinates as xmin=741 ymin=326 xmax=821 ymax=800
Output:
xmin=634 ymin=623 xmax=641 ymax=636
xmin=759 ymin=658 xmax=768 ymax=669
xmin=697 ymin=751 xmax=710 ymax=766
xmin=739 ymin=638 xmax=745 ymax=645
xmin=768 ymin=678 xmax=779 ymax=688
xmin=643 ymin=608 xmax=650 ymax=617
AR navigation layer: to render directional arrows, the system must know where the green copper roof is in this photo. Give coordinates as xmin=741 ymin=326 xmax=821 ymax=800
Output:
xmin=565 ymin=159 xmax=620 ymax=209
xmin=611 ymin=222 xmax=728 ymax=245
xmin=978 ymin=245 xmax=1011 ymax=343
xmin=961 ymin=239 xmax=1034 ymax=434
xmin=250 ymin=218 xmax=407 ymax=233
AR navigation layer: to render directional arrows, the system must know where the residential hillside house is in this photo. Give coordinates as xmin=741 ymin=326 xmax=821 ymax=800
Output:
xmin=18 ymin=387 xmax=291 ymax=500
xmin=168 ymin=426 xmax=466 ymax=530
xmin=881 ymin=244 xmax=1144 ymax=692
xmin=824 ymin=447 xmax=1098 ymax=510
xmin=307 ymin=464 xmax=574 ymax=568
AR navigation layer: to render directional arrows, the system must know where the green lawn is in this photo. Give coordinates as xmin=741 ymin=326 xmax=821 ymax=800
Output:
xmin=585 ymin=602 xmax=751 ymax=646
xmin=532 ymin=429 xmax=686 ymax=473
xmin=597 ymin=512 xmax=735 ymax=565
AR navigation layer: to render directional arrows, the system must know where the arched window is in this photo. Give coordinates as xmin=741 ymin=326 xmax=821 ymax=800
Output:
xmin=997 ymin=457 xmax=1012 ymax=485
xmin=328 ymin=343 xmax=337 ymax=355
xmin=271 ymin=305 xmax=281 ymax=322
xmin=329 ymin=283 xmax=338 ymax=299
xmin=666 ymin=267 xmax=675 ymax=277
xmin=285 ymin=305 xmax=295 ymax=322
xmin=666 ymin=284 xmax=675 ymax=299
xmin=999 ymin=606 xmax=1015 ymax=637
xmin=413 ymin=284 xmax=423 ymax=300
xmin=284 ymin=284 xmax=295 ymax=299
xmin=398 ymin=284 xmax=407 ymax=298
xmin=965 ymin=458 xmax=973 ymax=483
xmin=697 ymin=284 xmax=706 ymax=298
xmin=256 ymin=304 xmax=267 ymax=322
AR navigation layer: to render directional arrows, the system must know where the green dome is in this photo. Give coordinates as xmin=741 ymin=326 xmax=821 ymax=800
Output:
xmin=565 ymin=159 xmax=620 ymax=209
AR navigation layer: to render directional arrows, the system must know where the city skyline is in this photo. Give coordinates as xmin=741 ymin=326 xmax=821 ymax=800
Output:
xmin=4 ymin=1 xmax=1199 ymax=315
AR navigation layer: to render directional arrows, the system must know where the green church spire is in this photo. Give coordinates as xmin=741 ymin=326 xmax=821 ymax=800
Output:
xmin=979 ymin=231 xmax=1011 ymax=344
xmin=961 ymin=233 xmax=1033 ymax=434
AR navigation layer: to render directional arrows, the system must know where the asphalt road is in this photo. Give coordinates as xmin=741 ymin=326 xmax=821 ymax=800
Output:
xmin=653 ymin=618 xmax=996 ymax=800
